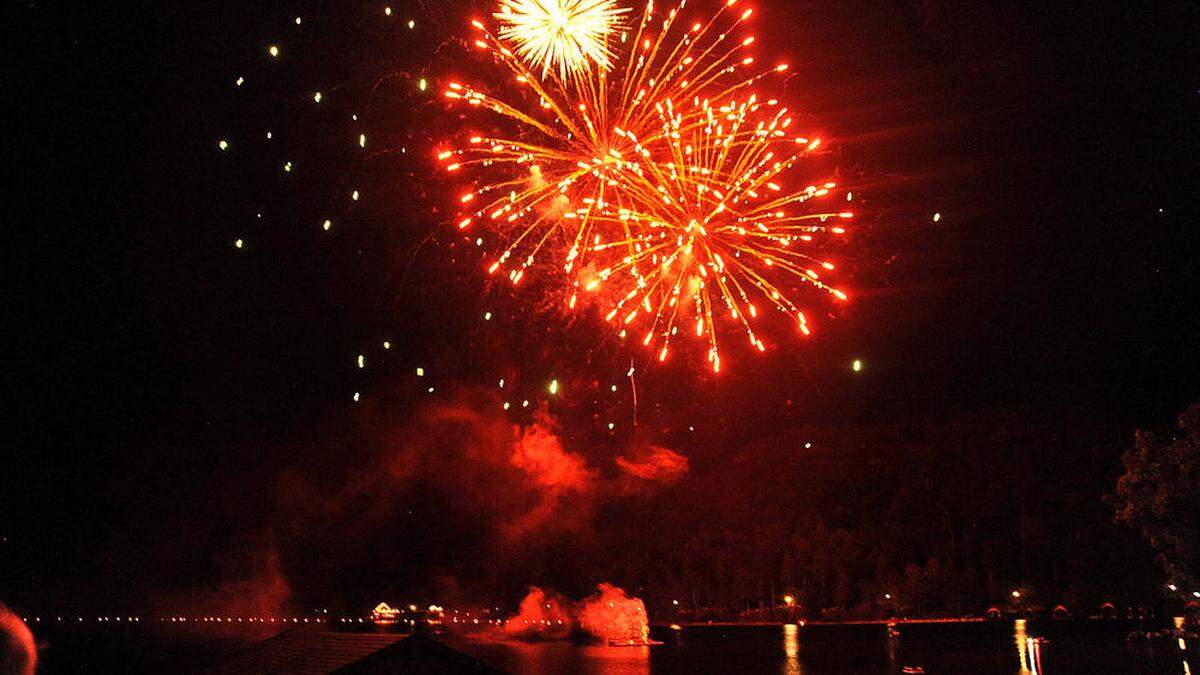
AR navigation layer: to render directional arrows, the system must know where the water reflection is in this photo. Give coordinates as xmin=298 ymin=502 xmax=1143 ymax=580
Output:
xmin=782 ymin=623 xmax=802 ymax=675
xmin=886 ymin=628 xmax=899 ymax=668
xmin=443 ymin=621 xmax=1195 ymax=674
xmin=1181 ymin=635 xmax=1192 ymax=675
xmin=1014 ymin=619 xmax=1037 ymax=674
xmin=1014 ymin=619 xmax=1045 ymax=674
xmin=451 ymin=639 xmax=650 ymax=675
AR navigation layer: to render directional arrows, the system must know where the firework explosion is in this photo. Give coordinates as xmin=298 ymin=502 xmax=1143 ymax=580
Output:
xmin=441 ymin=0 xmax=852 ymax=372
xmin=495 ymin=0 xmax=632 ymax=78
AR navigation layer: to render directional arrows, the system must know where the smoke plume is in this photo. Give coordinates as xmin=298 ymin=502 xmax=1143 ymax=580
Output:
xmin=501 ymin=584 xmax=650 ymax=645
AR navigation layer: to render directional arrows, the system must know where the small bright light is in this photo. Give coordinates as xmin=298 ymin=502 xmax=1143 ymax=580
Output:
xmin=357 ymin=355 xmax=365 ymax=368
xmin=783 ymin=595 xmax=795 ymax=606
xmin=218 ymin=139 xmax=229 ymax=150
xmin=852 ymin=359 xmax=863 ymax=372
xmin=407 ymin=19 xmax=415 ymax=29
xmin=353 ymin=392 xmax=360 ymax=402
xmin=351 ymin=190 xmax=360 ymax=201
xmin=418 ymin=78 xmax=428 ymax=91
xmin=313 ymin=91 xmax=322 ymax=103
xmin=234 ymin=238 xmax=244 ymax=249
xmin=672 ymin=600 xmax=679 ymax=606
xmin=1012 ymin=591 xmax=1021 ymax=599
xmin=548 ymin=379 xmax=559 ymax=395
xmin=294 ymin=17 xmax=302 ymax=25
xmin=884 ymin=593 xmax=892 ymax=600
xmin=933 ymin=212 xmax=941 ymax=222
xmin=322 ymin=219 xmax=332 ymax=231
xmin=1168 ymin=584 xmax=1177 ymax=591
xmin=416 ymin=367 xmax=424 ymax=377
xmin=268 ymin=45 xmax=280 ymax=57
xmin=383 ymin=341 xmax=390 ymax=349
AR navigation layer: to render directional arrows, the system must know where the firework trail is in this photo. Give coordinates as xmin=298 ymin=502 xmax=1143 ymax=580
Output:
xmin=440 ymin=0 xmax=852 ymax=372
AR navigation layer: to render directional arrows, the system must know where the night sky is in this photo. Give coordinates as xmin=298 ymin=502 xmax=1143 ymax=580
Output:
xmin=7 ymin=0 xmax=1199 ymax=613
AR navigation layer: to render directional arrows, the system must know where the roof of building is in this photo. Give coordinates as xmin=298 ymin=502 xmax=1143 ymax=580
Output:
xmin=334 ymin=634 xmax=505 ymax=674
xmin=203 ymin=628 xmax=506 ymax=674
xmin=202 ymin=628 xmax=405 ymax=674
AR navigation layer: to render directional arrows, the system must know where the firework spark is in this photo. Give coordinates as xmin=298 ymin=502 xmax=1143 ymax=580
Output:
xmin=494 ymin=0 xmax=631 ymax=78
xmin=442 ymin=0 xmax=851 ymax=372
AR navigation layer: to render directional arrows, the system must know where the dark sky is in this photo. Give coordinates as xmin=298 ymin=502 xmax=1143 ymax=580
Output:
xmin=7 ymin=0 xmax=1199 ymax=610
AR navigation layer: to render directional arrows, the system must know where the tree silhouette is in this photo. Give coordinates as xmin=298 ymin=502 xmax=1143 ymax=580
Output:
xmin=1112 ymin=403 xmax=1200 ymax=588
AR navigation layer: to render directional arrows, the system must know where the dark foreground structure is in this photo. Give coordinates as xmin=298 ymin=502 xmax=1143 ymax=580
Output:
xmin=204 ymin=629 xmax=503 ymax=675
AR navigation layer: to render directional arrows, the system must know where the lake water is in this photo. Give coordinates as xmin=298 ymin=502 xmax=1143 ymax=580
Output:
xmin=28 ymin=620 xmax=1198 ymax=673
xmin=447 ymin=622 xmax=1196 ymax=674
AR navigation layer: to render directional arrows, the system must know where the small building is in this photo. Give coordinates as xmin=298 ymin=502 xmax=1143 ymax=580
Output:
xmin=370 ymin=603 xmax=400 ymax=624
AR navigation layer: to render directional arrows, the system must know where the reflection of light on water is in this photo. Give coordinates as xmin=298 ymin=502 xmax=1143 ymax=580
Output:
xmin=498 ymin=641 xmax=650 ymax=675
xmin=587 ymin=645 xmax=651 ymax=675
xmin=782 ymin=623 xmax=802 ymax=675
xmin=1178 ymin=620 xmax=1193 ymax=675
xmin=1014 ymin=619 xmax=1033 ymax=674
xmin=1013 ymin=619 xmax=1045 ymax=674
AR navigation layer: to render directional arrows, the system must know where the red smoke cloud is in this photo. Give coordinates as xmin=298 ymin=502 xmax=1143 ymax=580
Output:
xmin=203 ymin=388 xmax=689 ymax=605
xmin=577 ymin=583 xmax=650 ymax=645
xmin=152 ymin=541 xmax=294 ymax=619
xmin=253 ymin=391 xmax=606 ymax=602
xmin=510 ymin=408 xmax=594 ymax=490
xmin=500 ymin=584 xmax=650 ymax=645
xmin=205 ymin=547 xmax=294 ymax=618
xmin=501 ymin=587 xmax=572 ymax=640
xmin=503 ymin=406 xmax=596 ymax=541
xmin=294 ymin=393 xmax=600 ymax=547
xmin=616 ymin=445 xmax=690 ymax=483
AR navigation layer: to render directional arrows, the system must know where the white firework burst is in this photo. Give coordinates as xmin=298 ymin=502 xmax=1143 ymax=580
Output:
xmin=494 ymin=0 xmax=630 ymax=78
